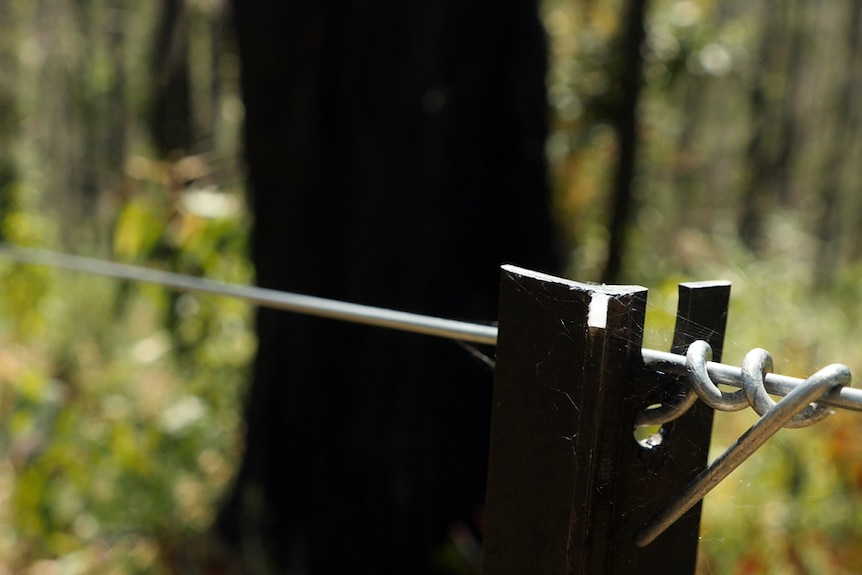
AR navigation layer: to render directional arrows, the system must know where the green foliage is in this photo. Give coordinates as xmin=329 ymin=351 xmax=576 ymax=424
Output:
xmin=0 ymin=181 xmax=252 ymax=572
xmin=0 ymin=1 xmax=248 ymax=568
xmin=2 ymin=0 xmax=862 ymax=572
xmin=0 ymin=191 xmax=252 ymax=572
xmin=544 ymin=0 xmax=862 ymax=572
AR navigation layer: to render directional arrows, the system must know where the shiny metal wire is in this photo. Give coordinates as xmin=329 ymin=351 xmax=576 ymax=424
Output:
xmin=4 ymin=244 xmax=862 ymax=413
xmin=639 ymin=340 xmax=846 ymax=426
xmin=642 ymin=348 xmax=862 ymax=413
xmin=687 ymin=339 xmax=748 ymax=412
xmin=634 ymin=386 xmax=698 ymax=427
xmin=0 ymin=244 xmax=499 ymax=345
xmin=742 ymin=348 xmax=834 ymax=428
xmin=635 ymin=350 xmax=851 ymax=547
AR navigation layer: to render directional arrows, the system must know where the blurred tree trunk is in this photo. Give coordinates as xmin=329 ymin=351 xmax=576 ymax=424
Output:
xmin=0 ymin=0 xmax=19 ymax=194
xmin=739 ymin=0 xmax=804 ymax=250
xmin=738 ymin=1 xmax=780 ymax=250
xmin=217 ymin=2 xmax=559 ymax=573
xmin=815 ymin=0 xmax=862 ymax=282
xmin=151 ymin=0 xmax=192 ymax=156
xmin=772 ymin=1 xmax=805 ymax=205
xmin=601 ymin=0 xmax=648 ymax=284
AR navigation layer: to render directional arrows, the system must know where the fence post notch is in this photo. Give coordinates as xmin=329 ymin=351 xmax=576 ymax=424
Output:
xmin=481 ymin=266 xmax=729 ymax=574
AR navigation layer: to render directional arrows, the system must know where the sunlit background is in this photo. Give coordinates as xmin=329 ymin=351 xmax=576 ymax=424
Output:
xmin=2 ymin=0 xmax=862 ymax=573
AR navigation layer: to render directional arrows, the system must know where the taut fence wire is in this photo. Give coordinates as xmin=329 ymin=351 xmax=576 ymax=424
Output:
xmin=1 ymin=243 xmax=861 ymax=413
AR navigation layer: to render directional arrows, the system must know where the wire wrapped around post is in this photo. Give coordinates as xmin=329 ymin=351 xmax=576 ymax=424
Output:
xmin=3 ymin=244 xmax=862 ymax=412
xmin=634 ymin=341 xmax=851 ymax=547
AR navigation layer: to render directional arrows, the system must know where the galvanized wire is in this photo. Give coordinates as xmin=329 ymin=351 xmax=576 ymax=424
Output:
xmin=0 ymin=244 xmax=498 ymax=345
xmin=642 ymin=349 xmax=862 ymax=413
xmin=635 ymin=353 xmax=852 ymax=548
xmin=2 ymin=244 xmax=861 ymax=412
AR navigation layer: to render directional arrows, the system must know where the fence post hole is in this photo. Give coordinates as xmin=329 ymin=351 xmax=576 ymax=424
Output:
xmin=481 ymin=267 xmax=730 ymax=574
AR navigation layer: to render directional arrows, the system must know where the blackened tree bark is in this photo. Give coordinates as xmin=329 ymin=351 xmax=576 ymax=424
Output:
xmin=601 ymin=0 xmax=648 ymax=284
xmin=217 ymin=2 xmax=559 ymax=574
xmin=151 ymin=0 xmax=192 ymax=156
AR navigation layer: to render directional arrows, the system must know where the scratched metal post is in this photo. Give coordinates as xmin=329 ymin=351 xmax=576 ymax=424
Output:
xmin=621 ymin=281 xmax=731 ymax=570
xmin=482 ymin=266 xmax=647 ymax=574
xmin=481 ymin=267 xmax=730 ymax=574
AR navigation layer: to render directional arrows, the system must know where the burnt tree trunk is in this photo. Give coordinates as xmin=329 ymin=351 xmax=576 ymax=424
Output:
xmin=601 ymin=0 xmax=648 ymax=284
xmin=151 ymin=0 xmax=192 ymax=156
xmin=217 ymin=2 xmax=559 ymax=573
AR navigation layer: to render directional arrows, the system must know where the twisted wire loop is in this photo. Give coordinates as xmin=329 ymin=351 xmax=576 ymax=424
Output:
xmin=686 ymin=339 xmax=748 ymax=412
xmin=634 ymin=349 xmax=851 ymax=548
xmin=636 ymin=340 xmax=840 ymax=428
xmin=742 ymin=347 xmax=834 ymax=428
xmin=634 ymin=383 xmax=698 ymax=427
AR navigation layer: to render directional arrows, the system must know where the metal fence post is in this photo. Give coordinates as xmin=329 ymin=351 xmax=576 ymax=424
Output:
xmin=481 ymin=266 xmax=729 ymax=574
xmin=630 ymin=281 xmax=731 ymax=569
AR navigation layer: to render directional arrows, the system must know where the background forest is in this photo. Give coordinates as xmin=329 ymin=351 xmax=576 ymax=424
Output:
xmin=1 ymin=0 xmax=862 ymax=573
